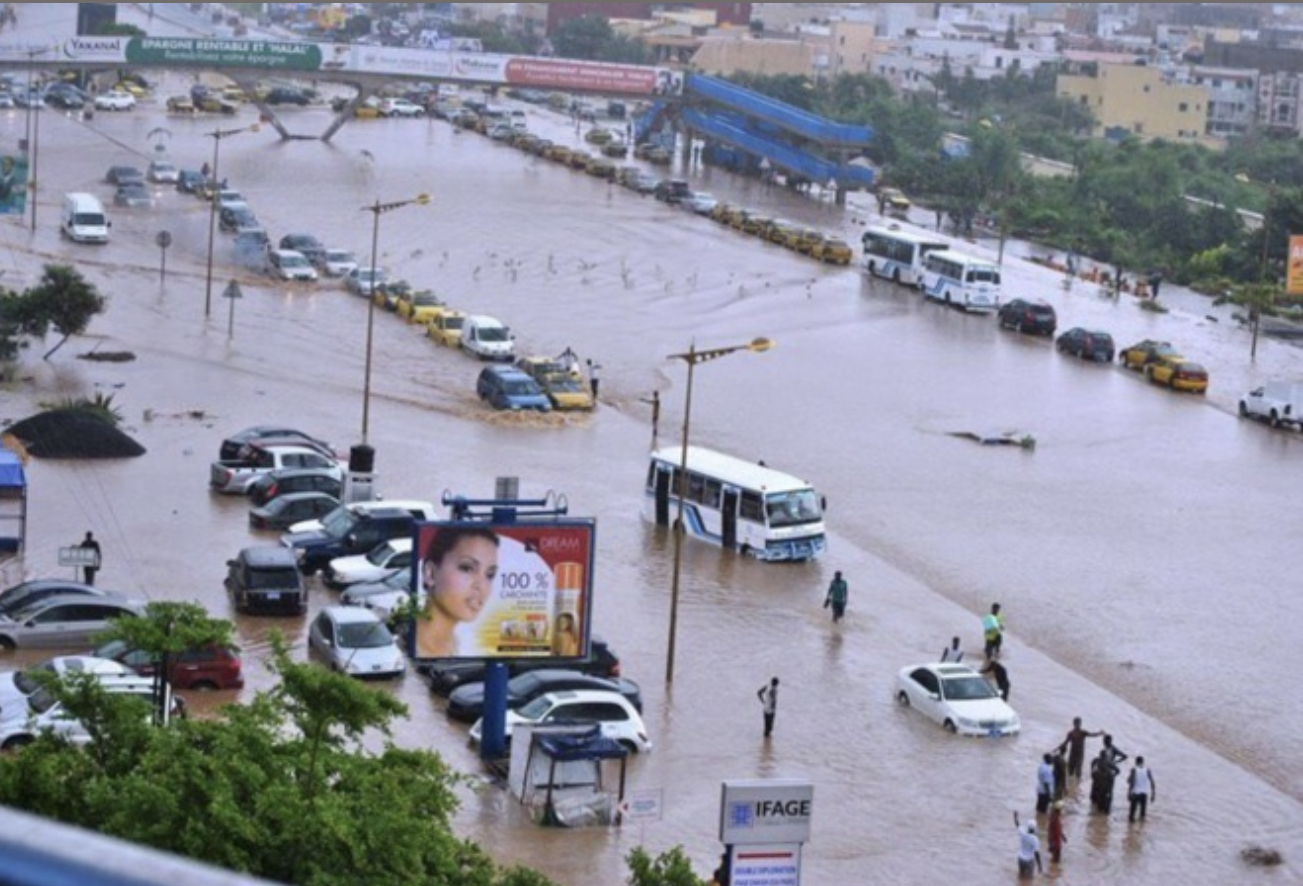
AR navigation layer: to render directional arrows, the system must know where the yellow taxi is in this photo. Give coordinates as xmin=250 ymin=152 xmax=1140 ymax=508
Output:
xmin=709 ymin=202 xmax=735 ymax=224
xmin=1146 ymin=357 xmax=1209 ymax=393
xmin=741 ymin=214 xmax=774 ymax=236
xmin=811 ymin=236 xmax=854 ymax=265
xmin=788 ymin=227 xmax=824 ymax=254
xmin=395 ymin=288 xmax=445 ymax=324
xmin=515 ymin=356 xmax=594 ymax=411
xmin=425 ymin=308 xmax=466 ymax=347
xmin=880 ymin=187 xmax=911 ymax=216
xmin=766 ymin=219 xmax=799 ymax=245
xmin=165 ymin=95 xmax=197 ymax=114
xmin=1119 ymin=339 xmax=1180 ymax=372
xmin=543 ymin=144 xmax=573 ymax=164
xmin=585 ymin=156 xmax=617 ymax=179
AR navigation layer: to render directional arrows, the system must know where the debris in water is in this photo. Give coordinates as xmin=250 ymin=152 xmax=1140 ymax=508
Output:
xmin=948 ymin=430 xmax=1036 ymax=450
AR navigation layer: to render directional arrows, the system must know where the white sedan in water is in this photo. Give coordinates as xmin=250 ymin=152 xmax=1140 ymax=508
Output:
xmin=895 ymin=663 xmax=1020 ymax=737
xmin=307 ymin=606 xmax=405 ymax=679
xmin=94 ymin=90 xmax=136 ymax=111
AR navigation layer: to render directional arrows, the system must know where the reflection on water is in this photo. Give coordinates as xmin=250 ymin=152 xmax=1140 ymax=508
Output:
xmin=0 ymin=73 xmax=1299 ymax=884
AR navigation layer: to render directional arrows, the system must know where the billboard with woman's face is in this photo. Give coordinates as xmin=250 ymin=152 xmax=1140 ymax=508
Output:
xmin=411 ymin=521 xmax=595 ymax=662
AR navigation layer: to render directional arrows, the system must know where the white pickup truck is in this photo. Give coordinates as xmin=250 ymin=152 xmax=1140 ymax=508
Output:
xmin=209 ymin=443 xmax=345 ymax=494
xmin=1239 ymin=381 xmax=1303 ymax=429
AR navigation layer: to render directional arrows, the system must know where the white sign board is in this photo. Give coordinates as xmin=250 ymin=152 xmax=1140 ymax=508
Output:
xmin=720 ymin=780 xmax=814 ymax=846
xmin=618 ymin=788 xmax=663 ymax=822
xmin=730 ymin=844 xmax=801 ymax=886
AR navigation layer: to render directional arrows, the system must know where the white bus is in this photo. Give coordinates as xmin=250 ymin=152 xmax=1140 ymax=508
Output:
xmin=921 ymin=249 xmax=1002 ymax=312
xmin=861 ymin=225 xmax=950 ymax=287
xmin=643 ymin=446 xmax=827 ymax=562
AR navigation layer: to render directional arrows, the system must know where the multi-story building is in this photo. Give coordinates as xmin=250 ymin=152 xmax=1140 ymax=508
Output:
xmin=1057 ymin=59 xmax=1210 ymax=143
xmin=1187 ymin=65 xmax=1257 ymax=138
xmin=1257 ymin=71 xmax=1303 ymax=135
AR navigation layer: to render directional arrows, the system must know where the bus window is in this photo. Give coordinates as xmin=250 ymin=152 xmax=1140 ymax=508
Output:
xmin=703 ymin=478 xmax=723 ymax=508
xmin=739 ymin=491 xmax=764 ymax=523
xmin=688 ymin=472 xmax=706 ymax=504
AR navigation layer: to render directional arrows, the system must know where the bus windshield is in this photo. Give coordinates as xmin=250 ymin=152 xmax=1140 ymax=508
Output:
xmin=966 ymin=268 xmax=1000 ymax=285
xmin=765 ymin=490 xmax=822 ymax=527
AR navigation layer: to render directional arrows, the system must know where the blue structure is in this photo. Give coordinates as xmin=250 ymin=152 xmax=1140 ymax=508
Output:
xmin=666 ymin=74 xmax=877 ymax=198
xmin=0 ymin=448 xmax=26 ymax=556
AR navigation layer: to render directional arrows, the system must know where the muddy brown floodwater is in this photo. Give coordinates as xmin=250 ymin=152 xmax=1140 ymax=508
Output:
xmin=0 ymin=64 xmax=1300 ymax=886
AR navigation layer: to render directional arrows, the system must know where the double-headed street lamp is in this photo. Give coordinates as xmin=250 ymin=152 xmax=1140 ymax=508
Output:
xmin=360 ymin=193 xmax=431 ymax=443
xmin=203 ymin=123 xmax=260 ymax=318
xmin=664 ymin=336 xmax=773 ymax=685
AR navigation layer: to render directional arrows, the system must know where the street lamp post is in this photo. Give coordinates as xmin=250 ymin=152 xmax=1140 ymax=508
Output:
xmin=664 ymin=337 xmax=773 ymax=685
xmin=203 ymin=123 xmax=259 ymax=318
xmin=24 ymin=49 xmax=49 ymax=234
xmin=360 ymin=193 xmax=430 ymax=443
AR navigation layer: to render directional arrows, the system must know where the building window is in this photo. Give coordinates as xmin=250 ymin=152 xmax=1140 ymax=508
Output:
xmin=1179 ymin=102 xmax=1188 ymax=112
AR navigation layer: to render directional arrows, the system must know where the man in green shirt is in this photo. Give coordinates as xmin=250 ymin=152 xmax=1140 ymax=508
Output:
xmin=825 ymin=571 xmax=848 ymax=623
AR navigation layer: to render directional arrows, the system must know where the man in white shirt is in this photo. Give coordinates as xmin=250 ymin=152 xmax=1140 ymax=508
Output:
xmin=940 ymin=636 xmax=963 ymax=662
xmin=1013 ymin=811 xmax=1043 ymax=879
xmin=1127 ymin=756 xmax=1156 ymax=822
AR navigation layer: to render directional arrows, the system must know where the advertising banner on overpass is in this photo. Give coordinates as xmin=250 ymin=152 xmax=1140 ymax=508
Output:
xmin=0 ymin=36 xmax=683 ymax=98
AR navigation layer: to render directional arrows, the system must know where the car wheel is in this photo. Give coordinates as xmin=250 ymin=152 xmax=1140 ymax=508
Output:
xmin=943 ymin=719 xmax=958 ymax=734
xmin=892 ymin=269 xmax=902 ymax=285
xmin=0 ymin=636 xmax=13 ymax=651
xmin=191 ymin=680 xmax=218 ymax=692
xmin=1 ymin=734 xmax=32 ymax=751
xmin=1238 ymin=401 xmax=1249 ymax=418
xmin=618 ymin=739 xmax=638 ymax=753
xmin=896 ymin=691 xmax=910 ymax=707
xmin=1270 ymin=410 xmax=1281 ymax=427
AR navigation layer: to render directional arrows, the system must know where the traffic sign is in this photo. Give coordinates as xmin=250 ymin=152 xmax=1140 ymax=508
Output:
xmin=223 ymin=280 xmax=243 ymax=300
xmin=155 ymin=230 xmax=172 ymax=249
xmin=618 ymin=788 xmax=663 ymax=822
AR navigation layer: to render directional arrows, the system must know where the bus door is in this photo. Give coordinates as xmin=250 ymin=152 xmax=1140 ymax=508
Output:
xmin=654 ymin=465 xmax=672 ymax=526
xmin=721 ymin=486 xmax=740 ymax=550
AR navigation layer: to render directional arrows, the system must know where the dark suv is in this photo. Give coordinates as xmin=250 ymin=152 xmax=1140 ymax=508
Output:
xmin=278 ymin=233 xmax=326 ymax=266
xmin=997 ymin=298 xmax=1057 ymax=336
xmin=225 ymin=545 xmax=307 ymax=615
xmin=281 ymin=508 xmax=416 ymax=575
xmin=1055 ymin=327 xmax=1115 ymax=362
xmin=248 ymin=467 xmax=343 ymax=507
xmin=653 ymin=179 xmax=691 ymax=204
xmin=422 ymin=635 xmax=622 ymax=696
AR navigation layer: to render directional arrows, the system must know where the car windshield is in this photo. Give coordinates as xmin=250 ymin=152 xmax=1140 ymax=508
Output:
xmin=442 ymin=316 xmax=464 ymax=330
xmin=367 ymin=544 xmax=398 ymax=566
xmin=281 ymin=255 xmax=309 ymax=268
xmin=505 ymin=381 xmax=537 ymax=396
xmin=338 ymin=621 xmax=394 ymax=649
xmin=27 ymin=686 xmax=58 ymax=715
xmin=517 ymin=696 xmax=554 ymax=720
xmin=477 ymin=327 xmax=508 ymax=343
xmin=13 ymin=660 xmax=56 ymax=694
xmin=765 ymin=490 xmax=822 ymax=528
xmin=411 ymin=293 xmax=440 ymax=307
xmin=327 ymin=251 xmax=354 ymax=263
xmin=942 ymin=675 xmax=999 ymax=701
xmin=321 ymin=508 xmax=357 ymax=537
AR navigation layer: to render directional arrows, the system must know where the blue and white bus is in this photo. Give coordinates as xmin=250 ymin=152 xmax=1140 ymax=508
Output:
xmin=643 ymin=446 xmax=826 ymax=562
xmin=861 ymin=225 xmax=950 ymax=288
xmin=921 ymin=249 xmax=1002 ymax=312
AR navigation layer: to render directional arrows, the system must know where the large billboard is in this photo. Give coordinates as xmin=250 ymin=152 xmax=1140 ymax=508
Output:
xmin=1288 ymin=234 xmax=1303 ymax=297
xmin=0 ymin=152 xmax=29 ymax=216
xmin=411 ymin=521 xmax=595 ymax=661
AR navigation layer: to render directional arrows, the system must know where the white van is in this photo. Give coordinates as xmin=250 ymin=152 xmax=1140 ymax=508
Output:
xmin=62 ymin=192 xmax=110 ymax=244
xmin=460 ymin=315 xmax=515 ymax=361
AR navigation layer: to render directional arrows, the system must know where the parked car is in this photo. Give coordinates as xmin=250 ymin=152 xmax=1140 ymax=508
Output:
xmin=447 ymin=668 xmax=644 ymax=724
xmin=218 ymin=425 xmax=331 ymax=462
xmin=653 ymin=179 xmax=691 ymax=204
xmin=895 ymin=663 xmax=1020 ymax=736
xmin=1146 ymin=356 xmax=1209 ymax=393
xmin=94 ymin=90 xmax=136 ymax=111
xmin=423 ymin=635 xmax=621 ymax=696
xmin=0 ymin=593 xmax=144 ymax=650
xmin=339 ymin=569 xmax=412 ymax=607
xmin=380 ymin=97 xmax=424 ymax=118
xmin=0 ymin=655 xmax=136 ymax=710
xmin=346 ymin=266 xmax=387 ymax=297
xmin=515 ymin=356 xmax=594 ymax=410
xmin=282 ymin=507 xmax=418 ymax=576
xmin=267 ymin=249 xmax=318 ymax=282
xmin=146 ymin=159 xmax=179 ymax=183
xmin=92 ymin=639 xmax=244 ymax=691
xmin=997 ymin=298 xmax=1057 ymax=336
xmin=165 ymin=95 xmax=197 ymax=114
xmin=224 ymin=545 xmax=308 ymax=615
xmin=176 ymin=169 xmax=206 ymax=194
xmin=0 ymin=579 xmax=104 ymax=617
xmin=1055 ymin=328 xmax=1115 ymax=362
xmin=249 ymin=491 xmax=341 ymax=532
xmin=308 ymin=606 xmax=405 ymax=678
xmin=468 ymin=689 xmax=652 ymax=753
xmin=264 ymin=87 xmax=310 ymax=106
xmin=322 ymin=538 xmax=414 ymax=590
xmin=682 ymin=192 xmax=718 ymax=215
xmin=248 ymin=467 xmax=343 ymax=507
xmin=425 ymin=309 xmax=466 ymax=347
xmin=0 ymin=674 xmax=178 ymax=750
xmin=1238 ymin=381 xmax=1303 ymax=428
xmin=395 ymin=288 xmax=445 ymax=324
xmin=43 ymin=84 xmax=85 ymax=110
xmin=105 ymin=164 xmax=145 ymax=186
xmin=219 ymin=203 xmax=259 ymax=232
xmin=811 ymin=236 xmax=854 ymax=265
xmin=114 ymin=183 xmax=152 ymax=208
xmin=1119 ymin=339 xmax=1180 ymax=371
xmin=477 ymin=365 xmax=551 ymax=412
xmin=319 ymin=248 xmax=358 ymax=277
xmin=278 ymin=233 xmax=326 ymax=265
xmin=460 ymin=315 xmax=515 ymax=361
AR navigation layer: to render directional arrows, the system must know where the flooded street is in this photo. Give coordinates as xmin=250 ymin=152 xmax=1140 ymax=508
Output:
xmin=0 ymin=72 xmax=1301 ymax=885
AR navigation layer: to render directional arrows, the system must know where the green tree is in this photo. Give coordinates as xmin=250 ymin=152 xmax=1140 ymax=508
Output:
xmin=626 ymin=846 xmax=708 ymax=886
xmin=22 ymin=264 xmax=106 ymax=360
xmin=551 ymin=15 xmax=651 ymax=64
xmin=0 ymin=637 xmax=561 ymax=886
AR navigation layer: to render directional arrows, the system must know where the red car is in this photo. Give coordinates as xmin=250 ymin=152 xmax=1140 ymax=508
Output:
xmin=92 ymin=639 xmax=244 ymax=691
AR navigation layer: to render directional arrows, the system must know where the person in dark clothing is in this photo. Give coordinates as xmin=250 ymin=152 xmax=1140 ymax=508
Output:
xmin=79 ymin=531 xmax=101 ymax=585
xmin=981 ymin=657 xmax=1010 ymax=701
xmin=1058 ymin=717 xmax=1103 ymax=781
xmin=757 ymin=677 xmax=779 ymax=738
xmin=824 ymin=571 xmax=848 ymax=623
xmin=1090 ymin=737 xmax=1128 ymax=815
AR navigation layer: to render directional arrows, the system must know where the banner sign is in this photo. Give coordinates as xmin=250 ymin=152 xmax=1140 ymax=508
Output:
xmin=1288 ymin=234 xmax=1303 ymax=296
xmin=720 ymin=780 xmax=814 ymax=846
xmin=0 ymin=152 xmax=28 ymax=216
xmin=729 ymin=845 xmax=801 ymax=886
xmin=125 ymin=38 xmax=322 ymax=71
xmin=411 ymin=521 xmax=595 ymax=662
